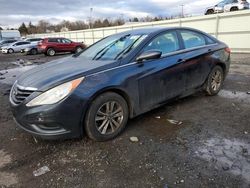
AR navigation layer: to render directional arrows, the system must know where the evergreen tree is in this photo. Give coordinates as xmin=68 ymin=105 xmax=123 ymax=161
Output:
xmin=18 ymin=22 xmax=28 ymax=35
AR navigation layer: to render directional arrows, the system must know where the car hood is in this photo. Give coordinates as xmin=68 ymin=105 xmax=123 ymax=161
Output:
xmin=17 ymin=56 xmax=116 ymax=91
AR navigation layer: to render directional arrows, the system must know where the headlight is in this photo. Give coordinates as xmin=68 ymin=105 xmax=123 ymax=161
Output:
xmin=26 ymin=77 xmax=84 ymax=107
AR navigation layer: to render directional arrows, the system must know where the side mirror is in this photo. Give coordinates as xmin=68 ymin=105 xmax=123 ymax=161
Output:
xmin=136 ymin=50 xmax=162 ymax=62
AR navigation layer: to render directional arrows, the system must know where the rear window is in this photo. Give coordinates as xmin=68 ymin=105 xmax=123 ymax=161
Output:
xmin=180 ymin=30 xmax=206 ymax=49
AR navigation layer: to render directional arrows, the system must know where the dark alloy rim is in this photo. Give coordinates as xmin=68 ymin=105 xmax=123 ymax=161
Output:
xmin=95 ymin=101 xmax=124 ymax=135
xmin=211 ymin=69 xmax=222 ymax=91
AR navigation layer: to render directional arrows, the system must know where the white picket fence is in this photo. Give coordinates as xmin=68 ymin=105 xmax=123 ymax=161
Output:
xmin=29 ymin=10 xmax=250 ymax=53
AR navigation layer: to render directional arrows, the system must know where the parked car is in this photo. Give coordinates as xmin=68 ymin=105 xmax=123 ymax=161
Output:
xmin=21 ymin=44 xmax=39 ymax=55
xmin=1 ymin=41 xmax=31 ymax=54
xmin=24 ymin=38 xmax=43 ymax=44
xmin=205 ymin=0 xmax=249 ymax=14
xmin=0 ymin=39 xmax=18 ymax=50
xmin=37 ymin=37 xmax=86 ymax=56
xmin=10 ymin=27 xmax=231 ymax=141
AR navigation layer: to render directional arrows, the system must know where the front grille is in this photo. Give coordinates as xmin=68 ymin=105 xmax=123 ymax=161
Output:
xmin=11 ymin=84 xmax=35 ymax=105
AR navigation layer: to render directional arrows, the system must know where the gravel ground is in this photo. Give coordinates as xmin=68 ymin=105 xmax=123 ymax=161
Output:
xmin=0 ymin=53 xmax=249 ymax=188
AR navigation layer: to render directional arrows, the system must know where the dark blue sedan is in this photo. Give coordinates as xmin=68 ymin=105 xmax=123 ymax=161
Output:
xmin=10 ymin=27 xmax=231 ymax=141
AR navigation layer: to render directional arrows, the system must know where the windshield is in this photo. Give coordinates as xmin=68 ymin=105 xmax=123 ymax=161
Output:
xmin=78 ymin=34 xmax=148 ymax=61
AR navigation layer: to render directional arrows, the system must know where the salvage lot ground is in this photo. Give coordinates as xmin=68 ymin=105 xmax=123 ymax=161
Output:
xmin=0 ymin=53 xmax=250 ymax=188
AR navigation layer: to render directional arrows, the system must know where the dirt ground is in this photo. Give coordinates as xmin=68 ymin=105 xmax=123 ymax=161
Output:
xmin=0 ymin=52 xmax=249 ymax=188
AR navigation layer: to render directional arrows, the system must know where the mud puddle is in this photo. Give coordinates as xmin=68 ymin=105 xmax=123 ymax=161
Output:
xmin=0 ymin=150 xmax=18 ymax=187
xmin=219 ymin=90 xmax=250 ymax=103
xmin=0 ymin=59 xmax=37 ymax=85
xmin=195 ymin=137 xmax=250 ymax=183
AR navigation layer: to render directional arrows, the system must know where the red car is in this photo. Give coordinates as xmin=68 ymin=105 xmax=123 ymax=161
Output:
xmin=38 ymin=37 xmax=86 ymax=56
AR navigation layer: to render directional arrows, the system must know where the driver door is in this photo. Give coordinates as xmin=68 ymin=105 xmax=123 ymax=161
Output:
xmin=136 ymin=31 xmax=186 ymax=110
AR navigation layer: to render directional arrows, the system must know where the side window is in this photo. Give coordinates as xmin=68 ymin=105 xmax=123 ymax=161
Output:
xmin=144 ymin=31 xmax=180 ymax=54
xmin=180 ymin=30 xmax=206 ymax=49
xmin=62 ymin=39 xmax=71 ymax=43
xmin=48 ymin=38 xmax=57 ymax=43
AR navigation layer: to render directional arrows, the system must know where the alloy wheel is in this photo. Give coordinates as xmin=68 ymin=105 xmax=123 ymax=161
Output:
xmin=211 ymin=69 xmax=222 ymax=92
xmin=95 ymin=101 xmax=124 ymax=135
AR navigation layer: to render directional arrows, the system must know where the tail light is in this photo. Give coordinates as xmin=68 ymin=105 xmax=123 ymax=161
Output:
xmin=225 ymin=47 xmax=231 ymax=54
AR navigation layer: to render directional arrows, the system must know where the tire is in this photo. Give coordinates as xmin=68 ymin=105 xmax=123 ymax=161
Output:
xmin=30 ymin=48 xmax=38 ymax=55
xmin=205 ymin=66 xmax=224 ymax=96
xmin=84 ymin=92 xmax=129 ymax=141
xmin=46 ymin=48 xmax=56 ymax=56
xmin=230 ymin=7 xmax=238 ymax=11
xmin=8 ymin=48 xmax=14 ymax=54
xmin=75 ymin=46 xmax=83 ymax=53
xmin=206 ymin=9 xmax=214 ymax=15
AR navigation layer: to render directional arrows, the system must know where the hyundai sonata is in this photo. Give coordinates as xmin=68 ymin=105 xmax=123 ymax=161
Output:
xmin=10 ymin=27 xmax=231 ymax=141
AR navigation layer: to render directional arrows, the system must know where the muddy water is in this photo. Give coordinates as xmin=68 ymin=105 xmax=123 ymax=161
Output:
xmin=0 ymin=150 xmax=18 ymax=187
xmin=0 ymin=65 xmax=37 ymax=85
xmin=219 ymin=90 xmax=250 ymax=103
xmin=196 ymin=137 xmax=250 ymax=183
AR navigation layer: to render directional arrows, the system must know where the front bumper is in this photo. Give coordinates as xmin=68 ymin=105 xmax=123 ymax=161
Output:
xmin=1 ymin=49 xmax=8 ymax=53
xmin=10 ymin=92 xmax=88 ymax=140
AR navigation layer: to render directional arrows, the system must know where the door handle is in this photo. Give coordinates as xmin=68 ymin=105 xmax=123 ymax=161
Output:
xmin=208 ymin=49 xmax=212 ymax=52
xmin=177 ymin=59 xmax=186 ymax=63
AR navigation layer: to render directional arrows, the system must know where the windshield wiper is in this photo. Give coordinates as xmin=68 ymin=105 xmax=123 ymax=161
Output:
xmin=114 ymin=36 xmax=143 ymax=60
xmin=92 ymin=34 xmax=130 ymax=60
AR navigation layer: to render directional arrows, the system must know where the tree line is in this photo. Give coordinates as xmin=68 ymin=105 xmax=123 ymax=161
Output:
xmin=17 ymin=16 xmax=180 ymax=36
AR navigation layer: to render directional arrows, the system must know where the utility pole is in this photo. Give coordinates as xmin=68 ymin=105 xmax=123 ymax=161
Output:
xmin=180 ymin=4 xmax=184 ymax=18
xmin=89 ymin=7 xmax=93 ymax=29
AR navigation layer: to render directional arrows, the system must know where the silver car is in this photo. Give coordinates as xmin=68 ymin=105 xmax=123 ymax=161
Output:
xmin=205 ymin=0 xmax=249 ymax=15
xmin=1 ymin=41 xmax=31 ymax=54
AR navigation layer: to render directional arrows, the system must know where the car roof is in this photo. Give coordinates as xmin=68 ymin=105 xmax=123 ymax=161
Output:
xmin=113 ymin=27 xmax=210 ymax=36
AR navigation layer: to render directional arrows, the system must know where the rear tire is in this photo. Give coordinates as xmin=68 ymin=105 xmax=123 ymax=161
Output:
xmin=30 ymin=48 xmax=38 ymax=55
xmin=46 ymin=48 xmax=56 ymax=56
xmin=84 ymin=92 xmax=129 ymax=141
xmin=205 ymin=66 xmax=224 ymax=96
xmin=230 ymin=7 xmax=238 ymax=11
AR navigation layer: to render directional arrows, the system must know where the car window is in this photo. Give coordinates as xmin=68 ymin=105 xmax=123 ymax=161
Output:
xmin=62 ymin=39 xmax=71 ymax=43
xmin=48 ymin=38 xmax=58 ymax=43
xmin=144 ymin=31 xmax=180 ymax=55
xmin=180 ymin=30 xmax=206 ymax=49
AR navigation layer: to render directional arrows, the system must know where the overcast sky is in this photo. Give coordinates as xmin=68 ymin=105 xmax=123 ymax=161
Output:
xmin=0 ymin=0 xmax=220 ymax=28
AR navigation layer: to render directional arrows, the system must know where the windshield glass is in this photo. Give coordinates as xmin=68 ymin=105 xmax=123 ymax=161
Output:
xmin=78 ymin=34 xmax=147 ymax=61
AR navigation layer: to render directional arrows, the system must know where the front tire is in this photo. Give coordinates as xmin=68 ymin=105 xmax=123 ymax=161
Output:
xmin=84 ymin=92 xmax=129 ymax=141
xmin=8 ymin=48 xmax=14 ymax=54
xmin=46 ymin=48 xmax=56 ymax=56
xmin=205 ymin=9 xmax=214 ymax=15
xmin=205 ymin=66 xmax=224 ymax=96
xmin=75 ymin=46 xmax=83 ymax=53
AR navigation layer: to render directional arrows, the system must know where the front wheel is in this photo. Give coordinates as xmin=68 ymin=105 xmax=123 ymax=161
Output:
xmin=46 ymin=48 xmax=56 ymax=56
xmin=205 ymin=66 xmax=224 ymax=96
xmin=8 ymin=48 xmax=14 ymax=54
xmin=84 ymin=92 xmax=129 ymax=141
xmin=75 ymin=46 xmax=83 ymax=53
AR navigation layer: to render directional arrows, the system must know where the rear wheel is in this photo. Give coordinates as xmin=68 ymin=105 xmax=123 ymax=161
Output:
xmin=8 ymin=48 xmax=14 ymax=54
xmin=46 ymin=48 xmax=56 ymax=56
xmin=30 ymin=48 xmax=38 ymax=55
xmin=84 ymin=92 xmax=129 ymax=141
xmin=205 ymin=66 xmax=224 ymax=96
xmin=230 ymin=7 xmax=238 ymax=11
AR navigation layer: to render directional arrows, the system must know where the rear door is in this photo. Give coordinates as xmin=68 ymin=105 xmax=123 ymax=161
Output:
xmin=177 ymin=29 xmax=216 ymax=91
xmin=61 ymin=38 xmax=74 ymax=51
xmin=136 ymin=31 xmax=186 ymax=110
